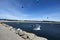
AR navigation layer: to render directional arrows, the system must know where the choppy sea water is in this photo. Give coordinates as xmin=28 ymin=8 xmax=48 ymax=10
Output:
xmin=4 ymin=22 xmax=60 ymax=40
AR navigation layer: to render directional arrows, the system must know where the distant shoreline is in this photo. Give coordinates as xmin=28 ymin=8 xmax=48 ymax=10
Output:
xmin=0 ymin=19 xmax=60 ymax=24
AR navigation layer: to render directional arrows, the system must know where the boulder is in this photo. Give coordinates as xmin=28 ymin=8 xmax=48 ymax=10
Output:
xmin=10 ymin=28 xmax=16 ymax=33
xmin=9 ymin=27 xmax=13 ymax=30
xmin=26 ymin=33 xmax=35 ymax=40
xmin=15 ymin=28 xmax=24 ymax=35
xmin=21 ymin=34 xmax=28 ymax=39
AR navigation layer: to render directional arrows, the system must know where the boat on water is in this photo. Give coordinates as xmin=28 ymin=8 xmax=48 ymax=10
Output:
xmin=33 ymin=24 xmax=41 ymax=30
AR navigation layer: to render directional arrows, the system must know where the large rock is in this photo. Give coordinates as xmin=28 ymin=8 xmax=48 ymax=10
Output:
xmin=10 ymin=28 xmax=16 ymax=33
xmin=21 ymin=34 xmax=28 ymax=39
xmin=15 ymin=28 xmax=24 ymax=35
xmin=24 ymin=33 xmax=35 ymax=40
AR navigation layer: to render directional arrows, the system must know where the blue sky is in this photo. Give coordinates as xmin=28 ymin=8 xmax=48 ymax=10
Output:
xmin=0 ymin=0 xmax=60 ymax=21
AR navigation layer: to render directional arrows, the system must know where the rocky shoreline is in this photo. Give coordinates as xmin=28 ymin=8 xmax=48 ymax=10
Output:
xmin=0 ymin=23 xmax=48 ymax=40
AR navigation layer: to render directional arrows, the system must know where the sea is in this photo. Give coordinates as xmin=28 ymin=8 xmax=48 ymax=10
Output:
xmin=4 ymin=22 xmax=60 ymax=40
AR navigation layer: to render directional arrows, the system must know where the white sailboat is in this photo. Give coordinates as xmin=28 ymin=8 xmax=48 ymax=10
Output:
xmin=33 ymin=24 xmax=41 ymax=30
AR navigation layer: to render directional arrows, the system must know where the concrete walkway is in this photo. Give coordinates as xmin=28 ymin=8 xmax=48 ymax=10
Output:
xmin=0 ymin=24 xmax=24 ymax=40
